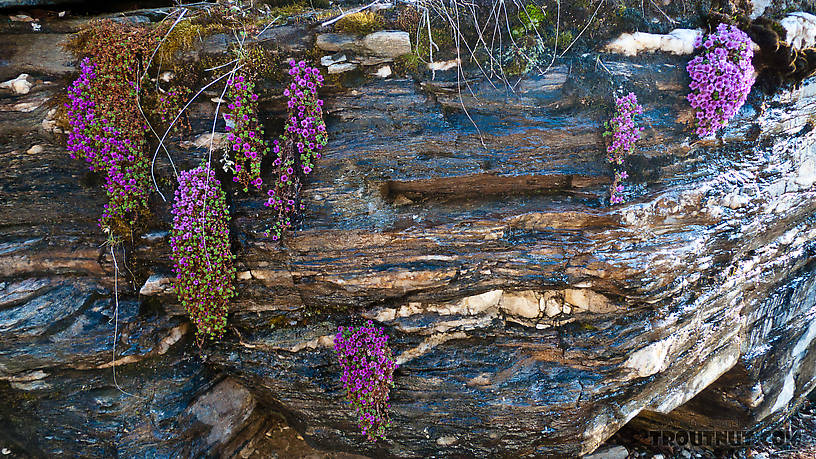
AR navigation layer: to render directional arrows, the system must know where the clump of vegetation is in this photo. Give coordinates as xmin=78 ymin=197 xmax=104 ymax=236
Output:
xmin=147 ymin=85 xmax=193 ymax=134
xmin=239 ymin=44 xmax=289 ymax=82
xmin=153 ymin=19 xmax=227 ymax=67
xmin=603 ymin=92 xmax=644 ymax=205
xmin=66 ymin=58 xmax=152 ymax=233
xmin=396 ymin=6 xmax=421 ymax=36
xmin=502 ymin=2 xmax=578 ymax=76
xmin=64 ymin=20 xmax=164 ymax=234
xmin=334 ymin=322 xmax=398 ymax=441
xmin=225 ymin=70 xmax=269 ymax=191
xmin=262 ymin=0 xmax=332 ymax=19
xmin=265 ymin=60 xmax=327 ymax=241
xmin=391 ymin=0 xmax=690 ymax=80
xmin=392 ymin=52 xmax=423 ymax=76
xmin=687 ymin=23 xmax=755 ymax=137
xmin=61 ymin=3 xmax=336 ymax=350
xmin=169 ymin=165 xmax=236 ymax=345
xmin=414 ymin=25 xmax=455 ymax=61
xmin=502 ymin=37 xmax=549 ymax=76
xmin=511 ymin=3 xmax=549 ymax=39
xmin=335 ymin=11 xmax=385 ymax=35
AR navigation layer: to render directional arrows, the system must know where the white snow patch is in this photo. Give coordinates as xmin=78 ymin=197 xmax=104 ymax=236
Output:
xmin=0 ymin=74 xmax=33 ymax=95
xmin=781 ymin=12 xmax=816 ymax=50
xmin=428 ymin=59 xmax=460 ymax=71
xmin=604 ymin=29 xmax=702 ymax=56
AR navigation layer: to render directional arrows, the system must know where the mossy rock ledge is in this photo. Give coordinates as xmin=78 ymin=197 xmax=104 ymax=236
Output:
xmin=3 ymin=2 xmax=816 ymax=458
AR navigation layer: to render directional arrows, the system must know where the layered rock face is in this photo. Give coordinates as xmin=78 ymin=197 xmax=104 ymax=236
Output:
xmin=2 ymin=5 xmax=816 ymax=458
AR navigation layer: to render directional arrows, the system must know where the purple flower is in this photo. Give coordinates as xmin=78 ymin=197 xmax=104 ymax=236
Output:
xmin=65 ymin=58 xmax=150 ymax=232
xmin=169 ymin=165 xmax=236 ymax=345
xmin=334 ymin=322 xmax=397 ymax=441
xmin=604 ymin=92 xmax=643 ymax=206
xmin=226 ymin=70 xmax=269 ymax=191
xmin=264 ymin=61 xmax=328 ymax=241
xmin=686 ymin=24 xmax=755 ymax=137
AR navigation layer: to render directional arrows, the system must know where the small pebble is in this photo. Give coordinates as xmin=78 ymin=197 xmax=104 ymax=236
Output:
xmin=0 ymin=74 xmax=33 ymax=95
xmin=375 ymin=65 xmax=392 ymax=78
xmin=27 ymin=145 xmax=44 ymax=155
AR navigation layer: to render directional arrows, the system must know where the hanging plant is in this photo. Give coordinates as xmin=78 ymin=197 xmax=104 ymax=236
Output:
xmin=169 ymin=165 xmax=236 ymax=345
xmin=66 ymin=58 xmax=152 ymax=233
xmin=265 ymin=60 xmax=327 ymax=241
xmin=687 ymin=23 xmax=755 ymax=137
xmin=334 ymin=322 xmax=398 ymax=441
xmin=603 ymin=92 xmax=644 ymax=205
xmin=225 ymin=70 xmax=268 ymax=192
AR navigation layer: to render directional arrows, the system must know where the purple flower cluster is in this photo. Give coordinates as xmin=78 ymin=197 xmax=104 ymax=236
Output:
xmin=606 ymin=92 xmax=644 ymax=164
xmin=609 ymin=170 xmax=629 ymax=205
xmin=225 ymin=71 xmax=268 ymax=192
xmin=283 ymin=60 xmax=327 ymax=176
xmin=265 ymin=60 xmax=327 ymax=241
xmin=334 ymin=321 xmax=397 ymax=441
xmin=604 ymin=92 xmax=643 ymax=205
xmin=66 ymin=58 xmax=151 ymax=231
xmin=687 ymin=23 xmax=755 ymax=137
xmin=154 ymin=86 xmax=191 ymax=133
xmin=170 ymin=165 xmax=236 ymax=345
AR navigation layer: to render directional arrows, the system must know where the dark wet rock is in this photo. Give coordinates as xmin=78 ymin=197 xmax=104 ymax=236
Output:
xmin=187 ymin=378 xmax=257 ymax=448
xmin=0 ymin=345 xmax=235 ymax=458
xmin=0 ymin=0 xmax=71 ymax=7
xmin=3 ymin=4 xmax=816 ymax=458
xmin=0 ymin=33 xmax=74 ymax=81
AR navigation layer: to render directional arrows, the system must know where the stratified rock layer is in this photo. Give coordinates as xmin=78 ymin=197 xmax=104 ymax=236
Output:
xmin=2 ymin=7 xmax=816 ymax=458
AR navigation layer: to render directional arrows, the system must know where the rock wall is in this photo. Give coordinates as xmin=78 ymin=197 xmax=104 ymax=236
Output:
xmin=2 ymin=4 xmax=816 ymax=458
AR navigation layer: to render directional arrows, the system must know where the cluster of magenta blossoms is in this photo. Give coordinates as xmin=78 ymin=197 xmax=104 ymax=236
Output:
xmin=687 ymin=23 xmax=755 ymax=137
xmin=604 ymin=92 xmax=644 ymax=205
xmin=225 ymin=71 xmax=268 ymax=192
xmin=170 ymin=165 xmax=236 ymax=345
xmin=265 ymin=60 xmax=327 ymax=241
xmin=66 ymin=58 xmax=151 ymax=231
xmin=334 ymin=321 xmax=397 ymax=441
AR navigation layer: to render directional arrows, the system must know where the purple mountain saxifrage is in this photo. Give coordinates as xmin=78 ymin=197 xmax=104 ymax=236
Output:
xmin=65 ymin=58 xmax=151 ymax=232
xmin=225 ymin=71 xmax=268 ymax=192
xmin=334 ymin=322 xmax=398 ymax=441
xmin=265 ymin=60 xmax=327 ymax=241
xmin=604 ymin=92 xmax=644 ymax=205
xmin=170 ymin=165 xmax=236 ymax=344
xmin=687 ymin=23 xmax=756 ymax=137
